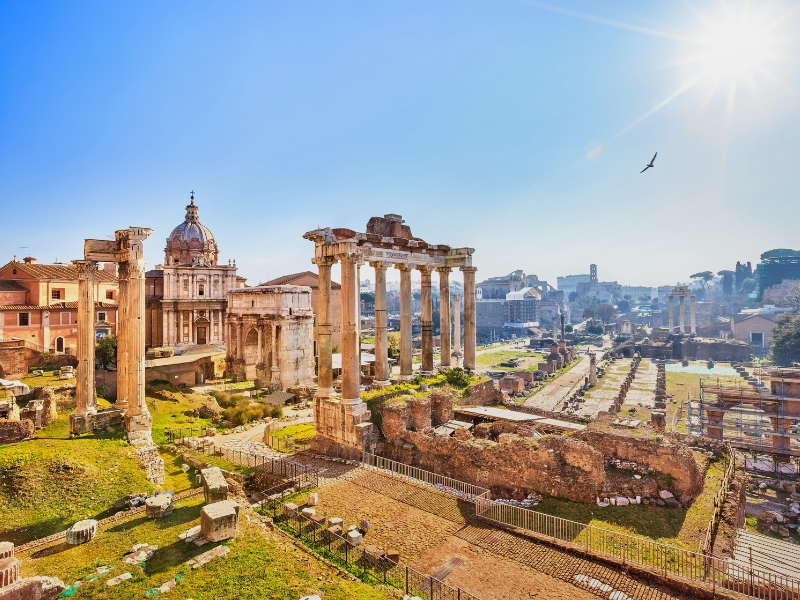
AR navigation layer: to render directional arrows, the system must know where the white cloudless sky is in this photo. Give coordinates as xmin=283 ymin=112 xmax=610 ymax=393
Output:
xmin=1 ymin=0 xmax=798 ymax=288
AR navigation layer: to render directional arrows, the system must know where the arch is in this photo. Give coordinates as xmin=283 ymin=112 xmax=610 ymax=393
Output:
xmin=244 ymin=328 xmax=259 ymax=379
xmin=55 ymin=337 xmax=64 ymax=353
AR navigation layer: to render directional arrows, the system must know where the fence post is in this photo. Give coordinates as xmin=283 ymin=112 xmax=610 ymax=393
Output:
xmin=405 ymin=567 xmax=408 ymax=594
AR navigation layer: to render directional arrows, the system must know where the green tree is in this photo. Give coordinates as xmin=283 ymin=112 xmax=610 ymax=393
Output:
xmin=691 ymin=271 xmax=714 ymax=290
xmin=582 ymin=306 xmax=597 ymax=319
xmin=718 ymin=270 xmax=735 ymax=295
xmin=360 ymin=291 xmax=375 ymax=304
xmin=616 ymin=299 xmax=631 ymax=313
xmin=564 ymin=324 xmax=573 ymax=333
xmin=95 ymin=335 xmax=117 ymax=369
xmin=740 ymin=277 xmax=756 ymax=294
xmin=770 ymin=312 xmax=800 ymax=366
xmin=597 ymin=303 xmax=617 ymax=324
xmin=568 ymin=291 xmax=578 ymax=303
xmin=387 ymin=331 xmax=400 ymax=358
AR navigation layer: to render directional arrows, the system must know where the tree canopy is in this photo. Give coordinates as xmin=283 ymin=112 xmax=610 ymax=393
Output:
xmin=96 ymin=334 xmax=117 ymax=369
xmin=770 ymin=312 xmax=800 ymax=366
xmin=690 ymin=271 xmax=714 ymax=289
xmin=616 ymin=299 xmax=631 ymax=313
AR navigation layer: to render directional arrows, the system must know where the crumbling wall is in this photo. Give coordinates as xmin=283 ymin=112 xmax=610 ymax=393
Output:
xmin=430 ymin=392 xmax=453 ymax=427
xmin=33 ymin=387 xmax=58 ymax=427
xmin=311 ymin=396 xmax=377 ymax=459
xmin=0 ymin=420 xmax=34 ymax=444
xmin=407 ymin=397 xmax=431 ymax=431
xmin=464 ymin=380 xmax=504 ymax=406
xmin=578 ymin=428 xmax=703 ymax=503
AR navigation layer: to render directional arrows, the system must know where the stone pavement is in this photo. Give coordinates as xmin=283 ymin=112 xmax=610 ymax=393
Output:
xmin=524 ymin=351 xmax=599 ymax=412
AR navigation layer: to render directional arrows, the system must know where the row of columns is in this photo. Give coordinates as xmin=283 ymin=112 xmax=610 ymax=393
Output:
xmin=315 ymin=255 xmax=476 ymax=405
xmin=162 ymin=308 xmax=224 ymax=346
xmin=667 ymin=295 xmax=697 ymax=334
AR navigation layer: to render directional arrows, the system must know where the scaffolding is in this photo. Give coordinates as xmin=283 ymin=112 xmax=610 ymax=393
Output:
xmin=688 ymin=367 xmax=800 ymax=464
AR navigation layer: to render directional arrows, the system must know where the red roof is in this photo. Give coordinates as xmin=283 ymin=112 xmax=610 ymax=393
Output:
xmin=261 ymin=271 xmax=341 ymax=290
xmin=0 ymin=301 xmax=118 ymax=311
xmin=0 ymin=260 xmax=118 ymax=283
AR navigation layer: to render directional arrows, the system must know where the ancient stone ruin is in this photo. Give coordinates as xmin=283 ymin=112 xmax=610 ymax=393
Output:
xmin=0 ymin=541 xmax=65 ymax=599
xmin=69 ymin=227 xmax=165 ymax=484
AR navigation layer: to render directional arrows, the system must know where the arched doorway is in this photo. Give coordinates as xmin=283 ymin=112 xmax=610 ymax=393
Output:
xmin=244 ymin=328 xmax=258 ymax=380
xmin=194 ymin=318 xmax=210 ymax=345
xmin=55 ymin=337 xmax=64 ymax=353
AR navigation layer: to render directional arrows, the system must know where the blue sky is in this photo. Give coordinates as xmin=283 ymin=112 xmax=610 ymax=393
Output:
xmin=1 ymin=0 xmax=798 ymax=288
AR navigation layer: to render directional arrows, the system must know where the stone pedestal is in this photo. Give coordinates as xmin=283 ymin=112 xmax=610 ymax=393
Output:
xmin=201 ymin=467 xmax=229 ymax=504
xmin=200 ymin=501 xmax=239 ymax=542
xmin=311 ymin=397 xmax=376 ymax=458
xmin=66 ymin=519 xmax=98 ymax=545
xmin=69 ymin=408 xmax=123 ymax=435
xmin=651 ymin=411 xmax=666 ymax=432
xmin=145 ymin=494 xmax=173 ymax=518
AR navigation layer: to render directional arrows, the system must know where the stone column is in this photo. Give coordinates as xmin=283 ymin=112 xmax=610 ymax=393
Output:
xmin=115 ymin=262 xmax=130 ymax=412
xmin=257 ymin=322 xmax=263 ymax=364
xmin=461 ymin=266 xmax=477 ymax=371
xmin=690 ymin=296 xmax=697 ymax=335
xmin=668 ymin=296 xmax=673 ymax=332
xmin=370 ymin=261 xmax=390 ymax=386
xmin=122 ymin=229 xmax=152 ymax=422
xmin=452 ymin=293 xmax=462 ymax=360
xmin=178 ymin=310 xmax=184 ymax=344
xmin=339 ymin=254 xmax=361 ymax=404
xmin=73 ymin=260 xmax=98 ymax=419
xmin=236 ymin=320 xmax=243 ymax=360
xmin=437 ymin=268 xmax=451 ymax=369
xmin=270 ymin=321 xmax=279 ymax=387
xmin=315 ymin=257 xmax=335 ymax=398
xmin=162 ymin=308 xmax=169 ymax=349
xmin=419 ymin=266 xmax=434 ymax=376
xmin=589 ymin=353 xmax=597 ymax=386
xmin=679 ymin=296 xmax=685 ymax=334
xmin=191 ymin=309 xmax=196 ymax=344
xmin=397 ymin=264 xmax=413 ymax=381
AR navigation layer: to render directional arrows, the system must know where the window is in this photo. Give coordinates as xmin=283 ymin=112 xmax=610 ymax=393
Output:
xmin=106 ymin=290 xmax=114 ymax=300
xmin=751 ymin=332 xmax=764 ymax=345
xmin=51 ymin=290 xmax=61 ymax=300
xmin=60 ymin=313 xmax=71 ymax=325
xmin=97 ymin=312 xmax=107 ymax=322
xmin=198 ymin=284 xmax=204 ymax=296
xmin=18 ymin=313 xmax=29 ymax=326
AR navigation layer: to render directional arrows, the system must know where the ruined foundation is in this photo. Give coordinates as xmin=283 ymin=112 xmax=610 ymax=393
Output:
xmin=310 ymin=397 xmax=377 ymax=459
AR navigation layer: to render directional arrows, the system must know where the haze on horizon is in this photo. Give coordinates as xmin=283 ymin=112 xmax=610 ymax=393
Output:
xmin=1 ymin=0 xmax=798 ymax=289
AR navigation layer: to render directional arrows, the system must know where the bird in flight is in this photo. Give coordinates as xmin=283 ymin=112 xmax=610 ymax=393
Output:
xmin=640 ymin=152 xmax=657 ymax=173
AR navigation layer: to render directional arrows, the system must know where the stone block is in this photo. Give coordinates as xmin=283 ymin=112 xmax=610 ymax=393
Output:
xmin=200 ymin=501 xmax=239 ymax=542
xmin=206 ymin=427 xmax=217 ymax=437
xmin=347 ymin=530 xmax=363 ymax=546
xmin=301 ymin=508 xmax=315 ymax=518
xmin=328 ymin=517 xmax=343 ymax=528
xmin=616 ymin=497 xmax=629 ymax=506
xmin=307 ymin=492 xmax=319 ymax=506
xmin=0 ymin=542 xmax=13 ymax=561
xmin=201 ymin=467 xmax=229 ymax=504
xmin=284 ymin=503 xmax=298 ymax=517
xmin=107 ymin=573 xmax=132 ymax=586
xmin=324 ymin=525 xmax=342 ymax=541
xmin=359 ymin=519 xmax=371 ymax=533
xmin=310 ymin=514 xmax=327 ymax=528
xmin=186 ymin=545 xmax=230 ymax=569
xmin=659 ymin=490 xmax=674 ymax=500
xmin=0 ymin=556 xmax=20 ymax=588
xmin=364 ymin=545 xmax=383 ymax=565
xmin=386 ymin=549 xmax=400 ymax=565
xmin=145 ymin=494 xmax=173 ymax=518
xmin=0 ymin=575 xmax=66 ymax=599
xmin=65 ymin=519 xmax=98 ymax=545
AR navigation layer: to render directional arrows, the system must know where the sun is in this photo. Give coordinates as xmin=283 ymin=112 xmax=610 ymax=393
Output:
xmin=699 ymin=14 xmax=776 ymax=80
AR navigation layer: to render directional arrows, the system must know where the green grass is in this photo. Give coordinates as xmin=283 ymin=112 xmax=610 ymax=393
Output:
xmin=19 ymin=494 xmax=395 ymax=600
xmin=475 ymin=350 xmax=531 ymax=368
xmin=0 ymin=413 xmax=156 ymax=546
xmin=268 ymin=423 xmax=316 ymax=444
xmin=20 ymin=371 xmax=64 ymax=387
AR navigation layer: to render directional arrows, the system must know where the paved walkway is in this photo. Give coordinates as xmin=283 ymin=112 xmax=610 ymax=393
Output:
xmin=524 ymin=350 xmax=602 ymax=412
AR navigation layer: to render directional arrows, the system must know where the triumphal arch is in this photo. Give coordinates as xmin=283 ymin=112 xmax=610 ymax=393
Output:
xmin=304 ymin=214 xmax=476 ymax=457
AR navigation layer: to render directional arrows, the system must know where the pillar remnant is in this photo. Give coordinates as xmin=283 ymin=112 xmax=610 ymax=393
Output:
xmin=315 ymin=257 xmax=336 ymax=397
xmin=589 ymin=353 xmax=597 ymax=386
xmin=398 ymin=264 xmax=413 ymax=382
xmin=72 ymin=260 xmax=98 ymax=421
xmin=438 ymin=267 xmax=451 ymax=370
xmin=419 ymin=266 xmax=434 ymax=376
xmin=452 ymin=294 xmax=462 ymax=367
xmin=461 ymin=266 xmax=477 ymax=371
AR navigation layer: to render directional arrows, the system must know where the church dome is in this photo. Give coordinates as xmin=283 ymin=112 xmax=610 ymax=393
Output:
xmin=165 ymin=195 xmax=219 ymax=265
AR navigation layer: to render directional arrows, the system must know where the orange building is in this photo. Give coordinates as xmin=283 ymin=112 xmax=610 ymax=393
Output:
xmin=0 ymin=257 xmax=119 ymax=354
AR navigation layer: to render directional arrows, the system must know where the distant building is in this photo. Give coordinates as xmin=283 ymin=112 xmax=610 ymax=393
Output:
xmin=755 ymin=249 xmax=800 ymax=300
xmin=731 ymin=305 xmax=794 ymax=350
xmin=557 ymin=273 xmax=590 ymax=295
xmin=761 ymin=279 xmax=800 ymax=305
xmin=476 ymin=270 xmax=555 ymax=300
xmin=0 ymin=257 xmax=119 ymax=354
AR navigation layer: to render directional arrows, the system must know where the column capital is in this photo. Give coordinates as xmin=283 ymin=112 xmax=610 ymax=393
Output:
xmin=435 ymin=266 xmax=452 ymax=274
xmin=335 ymin=252 xmax=360 ymax=264
xmin=73 ymin=259 xmax=98 ymax=277
xmin=313 ymin=256 xmax=337 ymax=267
xmin=459 ymin=266 xmax=478 ymax=273
xmin=369 ymin=261 xmax=391 ymax=271
xmin=394 ymin=263 xmax=414 ymax=272
xmin=416 ymin=265 xmax=435 ymax=276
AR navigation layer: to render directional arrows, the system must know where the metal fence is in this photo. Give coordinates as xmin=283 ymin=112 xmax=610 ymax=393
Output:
xmin=266 ymin=500 xmax=481 ymax=600
xmin=475 ymin=500 xmax=800 ymax=599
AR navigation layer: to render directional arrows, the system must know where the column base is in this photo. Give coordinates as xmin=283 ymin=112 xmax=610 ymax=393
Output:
xmin=340 ymin=398 xmax=363 ymax=406
xmin=315 ymin=387 xmax=335 ymax=399
xmin=397 ymin=374 xmax=413 ymax=382
xmin=69 ymin=408 xmax=123 ymax=435
xmin=372 ymin=380 xmax=391 ymax=388
xmin=418 ymin=371 xmax=434 ymax=378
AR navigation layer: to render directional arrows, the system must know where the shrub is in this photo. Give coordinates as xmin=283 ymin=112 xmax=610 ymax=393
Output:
xmin=444 ymin=368 xmax=471 ymax=388
xmin=271 ymin=405 xmax=283 ymax=419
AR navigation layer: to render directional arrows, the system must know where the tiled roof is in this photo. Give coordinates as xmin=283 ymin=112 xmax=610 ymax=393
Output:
xmin=145 ymin=270 xmax=164 ymax=278
xmin=262 ymin=271 xmax=341 ymax=290
xmin=0 ymin=301 xmax=118 ymax=311
xmin=0 ymin=281 xmax=28 ymax=292
xmin=0 ymin=260 xmax=118 ymax=283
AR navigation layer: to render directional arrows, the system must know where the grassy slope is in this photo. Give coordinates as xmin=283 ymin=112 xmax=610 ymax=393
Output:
xmin=475 ymin=350 xmax=534 ymax=368
xmin=269 ymin=423 xmax=316 ymax=443
xmin=20 ymin=371 xmax=64 ymax=387
xmin=531 ymin=456 xmax=728 ymax=550
xmin=19 ymin=494 xmax=396 ymax=600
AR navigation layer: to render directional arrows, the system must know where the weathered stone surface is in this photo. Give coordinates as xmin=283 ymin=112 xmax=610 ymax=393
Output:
xmin=65 ymin=519 xmax=98 ymax=545
xmin=0 ymin=420 xmax=34 ymax=445
xmin=0 ymin=576 xmax=65 ymax=599
xmin=145 ymin=494 xmax=173 ymax=518
xmin=359 ymin=519 xmax=371 ymax=532
xmin=307 ymin=492 xmax=319 ymax=506
xmin=310 ymin=514 xmax=327 ymax=528
xmin=200 ymin=501 xmax=238 ymax=542
xmin=324 ymin=525 xmax=342 ymax=541
xmin=186 ymin=545 xmax=230 ymax=569
xmin=201 ymin=467 xmax=229 ymax=504
xmin=106 ymin=573 xmax=132 ymax=586
xmin=347 ymin=530 xmax=363 ymax=546
xmin=0 ymin=556 xmax=20 ymax=588
xmin=0 ymin=542 xmax=13 ymax=561
xmin=386 ymin=549 xmax=400 ymax=565
xmin=301 ymin=508 xmax=315 ymax=518
xmin=284 ymin=503 xmax=298 ymax=517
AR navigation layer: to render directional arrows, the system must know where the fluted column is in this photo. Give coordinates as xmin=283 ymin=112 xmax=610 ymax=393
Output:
xmin=453 ymin=294 xmax=462 ymax=355
xmin=437 ymin=268 xmax=451 ymax=369
xmin=178 ymin=310 xmax=184 ymax=345
xmin=419 ymin=266 xmax=434 ymax=376
xmin=257 ymin=321 xmax=264 ymax=364
xmin=237 ymin=319 xmax=244 ymax=360
xmin=315 ymin=257 xmax=335 ymax=398
xmin=339 ymin=254 xmax=361 ymax=404
xmin=668 ymin=296 xmax=674 ymax=332
xmin=397 ymin=264 xmax=413 ymax=381
xmin=74 ymin=260 xmax=98 ymax=418
xmin=115 ymin=262 xmax=130 ymax=412
xmin=690 ymin=296 xmax=697 ymax=335
xmin=461 ymin=266 xmax=477 ymax=371
xmin=370 ymin=261 xmax=390 ymax=386
xmin=679 ymin=296 xmax=685 ymax=334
